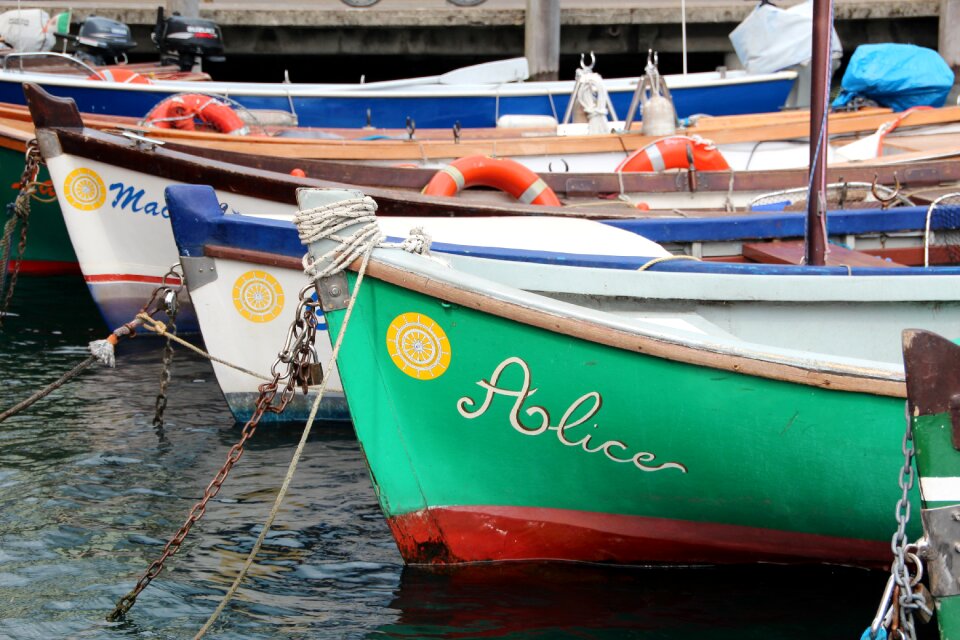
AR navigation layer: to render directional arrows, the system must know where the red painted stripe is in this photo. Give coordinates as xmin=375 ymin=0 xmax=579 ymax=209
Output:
xmin=388 ymin=505 xmax=889 ymax=567
xmin=7 ymin=260 xmax=81 ymax=276
xmin=84 ymin=273 xmax=182 ymax=285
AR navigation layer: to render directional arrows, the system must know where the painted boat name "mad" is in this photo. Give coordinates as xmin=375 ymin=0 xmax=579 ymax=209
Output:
xmin=457 ymin=357 xmax=687 ymax=473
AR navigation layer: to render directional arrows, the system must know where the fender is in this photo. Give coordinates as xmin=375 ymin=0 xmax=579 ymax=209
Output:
xmin=617 ymin=136 xmax=729 ymax=173
xmin=423 ymin=155 xmax=561 ymax=206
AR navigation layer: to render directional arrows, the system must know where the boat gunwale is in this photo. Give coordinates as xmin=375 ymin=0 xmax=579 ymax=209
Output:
xmin=206 ymin=240 xmax=904 ymax=397
xmin=0 ymin=68 xmax=798 ymax=99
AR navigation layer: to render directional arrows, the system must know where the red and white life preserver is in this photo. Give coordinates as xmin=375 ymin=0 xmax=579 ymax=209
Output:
xmin=423 ymin=155 xmax=561 ymax=206
xmin=616 ymin=136 xmax=730 ymax=173
xmin=143 ymin=94 xmax=248 ymax=135
xmin=86 ymin=68 xmax=153 ymax=85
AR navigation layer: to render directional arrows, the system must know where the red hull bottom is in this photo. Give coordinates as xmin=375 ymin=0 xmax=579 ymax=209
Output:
xmin=6 ymin=260 xmax=81 ymax=276
xmin=387 ymin=506 xmax=889 ymax=567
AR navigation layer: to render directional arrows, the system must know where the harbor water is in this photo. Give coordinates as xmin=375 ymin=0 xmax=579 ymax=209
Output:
xmin=0 ymin=276 xmax=928 ymax=638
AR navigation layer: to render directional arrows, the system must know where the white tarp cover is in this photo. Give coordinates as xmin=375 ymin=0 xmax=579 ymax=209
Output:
xmin=729 ymin=1 xmax=842 ymax=75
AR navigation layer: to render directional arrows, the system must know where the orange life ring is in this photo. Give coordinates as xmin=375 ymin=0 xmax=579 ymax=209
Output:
xmin=86 ymin=68 xmax=153 ymax=85
xmin=144 ymin=94 xmax=248 ymax=135
xmin=616 ymin=136 xmax=729 ymax=173
xmin=423 ymin=155 xmax=561 ymax=206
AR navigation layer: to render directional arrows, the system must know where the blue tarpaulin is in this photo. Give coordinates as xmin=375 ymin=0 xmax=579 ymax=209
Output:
xmin=833 ymin=44 xmax=955 ymax=112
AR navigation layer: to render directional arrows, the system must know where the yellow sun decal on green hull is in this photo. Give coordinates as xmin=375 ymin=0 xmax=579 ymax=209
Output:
xmin=63 ymin=167 xmax=106 ymax=211
xmin=386 ymin=312 xmax=451 ymax=380
xmin=232 ymin=270 xmax=285 ymax=323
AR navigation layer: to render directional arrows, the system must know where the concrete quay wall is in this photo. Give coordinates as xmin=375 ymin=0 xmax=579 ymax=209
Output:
xmin=0 ymin=0 xmax=946 ymax=61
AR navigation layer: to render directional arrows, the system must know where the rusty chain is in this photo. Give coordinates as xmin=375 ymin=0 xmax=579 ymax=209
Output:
xmin=107 ymin=286 xmax=321 ymax=621
xmin=152 ymin=266 xmax=184 ymax=431
xmin=0 ymin=140 xmax=42 ymax=327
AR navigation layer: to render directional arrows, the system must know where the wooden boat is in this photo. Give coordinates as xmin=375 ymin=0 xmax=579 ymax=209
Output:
xmin=0 ymin=54 xmax=798 ymax=128
xmin=249 ymin=184 xmax=960 ymax=566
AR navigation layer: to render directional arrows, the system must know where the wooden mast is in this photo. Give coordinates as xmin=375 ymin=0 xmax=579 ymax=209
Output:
xmin=805 ymin=0 xmax=832 ymax=266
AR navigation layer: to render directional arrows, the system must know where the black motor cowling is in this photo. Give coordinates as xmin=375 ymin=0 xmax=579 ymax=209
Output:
xmin=61 ymin=16 xmax=136 ymax=66
xmin=152 ymin=7 xmax=225 ymax=72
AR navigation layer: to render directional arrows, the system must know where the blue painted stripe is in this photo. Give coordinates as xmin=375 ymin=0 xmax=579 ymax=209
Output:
xmin=166 ymin=185 xmax=960 ymax=278
xmin=601 ymin=206 xmax=960 ymax=243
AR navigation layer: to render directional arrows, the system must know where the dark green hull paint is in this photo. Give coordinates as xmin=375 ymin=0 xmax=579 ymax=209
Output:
xmin=0 ymin=143 xmax=76 ymax=270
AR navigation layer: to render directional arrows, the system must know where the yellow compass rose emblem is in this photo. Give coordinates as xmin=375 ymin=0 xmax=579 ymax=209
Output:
xmin=232 ymin=270 xmax=285 ymax=323
xmin=386 ymin=312 xmax=451 ymax=380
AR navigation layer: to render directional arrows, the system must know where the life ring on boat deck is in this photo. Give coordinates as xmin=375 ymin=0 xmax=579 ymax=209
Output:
xmin=86 ymin=68 xmax=153 ymax=85
xmin=143 ymin=94 xmax=249 ymax=135
xmin=616 ymin=136 xmax=729 ymax=173
xmin=422 ymin=155 xmax=561 ymax=206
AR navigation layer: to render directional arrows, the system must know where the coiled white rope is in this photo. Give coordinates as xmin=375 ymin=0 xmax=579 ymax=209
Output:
xmin=574 ymin=71 xmax=611 ymax=135
xmin=295 ymin=195 xmax=432 ymax=281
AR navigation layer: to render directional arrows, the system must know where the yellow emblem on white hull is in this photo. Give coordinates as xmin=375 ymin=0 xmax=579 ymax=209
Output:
xmin=232 ymin=270 xmax=284 ymax=323
xmin=63 ymin=167 xmax=106 ymax=211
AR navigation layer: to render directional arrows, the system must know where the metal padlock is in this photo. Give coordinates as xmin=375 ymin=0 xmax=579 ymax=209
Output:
xmin=307 ymin=362 xmax=324 ymax=386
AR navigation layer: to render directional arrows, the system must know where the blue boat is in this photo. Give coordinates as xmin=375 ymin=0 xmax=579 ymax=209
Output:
xmin=1 ymin=58 xmax=797 ymax=128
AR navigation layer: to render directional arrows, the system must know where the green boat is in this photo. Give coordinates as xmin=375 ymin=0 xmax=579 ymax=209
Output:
xmin=0 ymin=134 xmax=77 ymax=274
xmin=297 ymin=189 xmax=954 ymax=567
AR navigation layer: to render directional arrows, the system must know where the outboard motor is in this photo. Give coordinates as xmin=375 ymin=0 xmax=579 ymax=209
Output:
xmin=60 ymin=16 xmax=137 ymax=66
xmin=151 ymin=7 xmax=225 ymax=72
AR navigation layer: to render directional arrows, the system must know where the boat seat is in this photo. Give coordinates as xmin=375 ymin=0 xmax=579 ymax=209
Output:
xmin=742 ymin=240 xmax=905 ymax=268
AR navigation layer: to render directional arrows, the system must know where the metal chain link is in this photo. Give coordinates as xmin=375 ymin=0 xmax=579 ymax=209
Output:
xmin=152 ymin=267 xmax=183 ymax=431
xmin=0 ymin=140 xmax=41 ymax=327
xmin=891 ymin=402 xmax=933 ymax=639
xmin=107 ymin=286 xmax=321 ymax=622
xmin=866 ymin=403 xmax=934 ymax=640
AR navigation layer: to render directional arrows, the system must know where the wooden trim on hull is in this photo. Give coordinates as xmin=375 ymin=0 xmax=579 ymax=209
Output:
xmin=360 ymin=257 xmax=907 ymax=398
xmin=205 ymin=245 xmax=303 ymax=270
xmin=163 ymin=139 xmax=960 ymax=197
xmin=388 ymin=506 xmax=890 ymax=567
